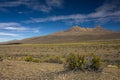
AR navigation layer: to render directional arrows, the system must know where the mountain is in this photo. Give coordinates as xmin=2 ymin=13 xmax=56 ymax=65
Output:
xmin=65 ymin=26 xmax=111 ymax=32
xmin=1 ymin=26 xmax=120 ymax=44
xmin=51 ymin=26 xmax=112 ymax=36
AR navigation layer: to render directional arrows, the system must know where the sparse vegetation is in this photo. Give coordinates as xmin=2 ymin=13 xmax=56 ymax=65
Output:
xmin=45 ymin=55 xmax=65 ymax=64
xmin=32 ymin=58 xmax=40 ymax=63
xmin=24 ymin=56 xmax=33 ymax=62
xmin=65 ymin=53 xmax=103 ymax=71
xmin=90 ymin=54 xmax=102 ymax=71
xmin=24 ymin=54 xmax=65 ymax=64
xmin=0 ymin=40 xmax=120 ymax=80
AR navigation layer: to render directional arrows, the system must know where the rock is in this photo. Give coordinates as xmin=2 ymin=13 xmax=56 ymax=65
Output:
xmin=107 ymin=65 xmax=118 ymax=68
xmin=0 ymin=57 xmax=3 ymax=61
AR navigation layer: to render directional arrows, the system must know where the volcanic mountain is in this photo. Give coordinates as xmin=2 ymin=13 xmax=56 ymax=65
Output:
xmin=1 ymin=26 xmax=120 ymax=44
xmin=65 ymin=26 xmax=110 ymax=32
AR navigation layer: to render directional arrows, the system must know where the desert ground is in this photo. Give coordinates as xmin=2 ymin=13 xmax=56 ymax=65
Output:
xmin=0 ymin=40 xmax=120 ymax=80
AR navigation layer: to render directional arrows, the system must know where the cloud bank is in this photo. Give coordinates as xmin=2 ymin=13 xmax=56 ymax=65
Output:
xmin=0 ymin=32 xmax=18 ymax=37
xmin=26 ymin=0 xmax=120 ymax=24
xmin=0 ymin=0 xmax=63 ymax=12
xmin=0 ymin=22 xmax=40 ymax=38
xmin=0 ymin=22 xmax=27 ymax=31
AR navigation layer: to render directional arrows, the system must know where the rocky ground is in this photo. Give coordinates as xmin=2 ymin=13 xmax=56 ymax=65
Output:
xmin=0 ymin=60 xmax=119 ymax=80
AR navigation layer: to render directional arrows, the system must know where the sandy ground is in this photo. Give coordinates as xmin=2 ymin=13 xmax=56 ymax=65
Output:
xmin=0 ymin=60 xmax=120 ymax=80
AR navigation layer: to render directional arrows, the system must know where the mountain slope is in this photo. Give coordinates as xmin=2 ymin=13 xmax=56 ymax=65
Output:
xmin=1 ymin=26 xmax=120 ymax=44
xmin=65 ymin=26 xmax=111 ymax=32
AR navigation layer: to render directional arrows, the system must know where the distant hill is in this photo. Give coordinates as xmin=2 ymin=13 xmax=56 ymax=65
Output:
xmin=65 ymin=26 xmax=111 ymax=32
xmin=1 ymin=26 xmax=120 ymax=44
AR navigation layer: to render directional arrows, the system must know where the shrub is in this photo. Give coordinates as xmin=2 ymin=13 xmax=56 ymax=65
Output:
xmin=24 ymin=56 xmax=33 ymax=62
xmin=65 ymin=53 xmax=103 ymax=72
xmin=89 ymin=54 xmax=102 ymax=71
xmin=0 ymin=56 xmax=3 ymax=61
xmin=32 ymin=58 xmax=40 ymax=63
xmin=45 ymin=55 xmax=65 ymax=64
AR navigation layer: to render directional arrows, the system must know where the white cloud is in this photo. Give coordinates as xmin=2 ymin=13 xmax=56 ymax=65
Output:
xmin=0 ymin=22 xmax=41 ymax=41
xmin=4 ymin=27 xmax=26 ymax=31
xmin=0 ymin=0 xmax=63 ymax=12
xmin=27 ymin=14 xmax=85 ymax=23
xmin=46 ymin=0 xmax=63 ymax=7
xmin=26 ymin=0 xmax=120 ymax=24
xmin=0 ymin=32 xmax=18 ymax=36
xmin=33 ymin=29 xmax=40 ymax=33
xmin=0 ymin=22 xmax=41 ymax=34
xmin=0 ymin=22 xmax=27 ymax=31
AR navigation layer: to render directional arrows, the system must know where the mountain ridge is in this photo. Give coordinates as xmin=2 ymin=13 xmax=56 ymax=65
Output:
xmin=0 ymin=26 xmax=120 ymax=44
xmin=65 ymin=26 xmax=111 ymax=32
xmin=51 ymin=26 xmax=112 ymax=36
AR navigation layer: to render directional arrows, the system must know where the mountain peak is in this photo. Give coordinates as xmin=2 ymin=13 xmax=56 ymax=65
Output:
xmin=65 ymin=26 xmax=111 ymax=33
xmin=66 ymin=26 xmax=92 ymax=32
xmin=66 ymin=26 xmax=82 ymax=32
xmin=66 ymin=26 xmax=90 ymax=32
xmin=93 ymin=26 xmax=111 ymax=32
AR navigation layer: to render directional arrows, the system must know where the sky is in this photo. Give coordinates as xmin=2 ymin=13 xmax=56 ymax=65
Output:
xmin=0 ymin=0 xmax=120 ymax=42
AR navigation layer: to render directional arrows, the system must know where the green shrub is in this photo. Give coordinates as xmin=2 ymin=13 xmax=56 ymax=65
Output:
xmin=32 ymin=58 xmax=40 ymax=63
xmin=89 ymin=54 xmax=102 ymax=71
xmin=24 ymin=56 xmax=33 ymax=62
xmin=65 ymin=53 xmax=103 ymax=71
xmin=45 ymin=56 xmax=64 ymax=64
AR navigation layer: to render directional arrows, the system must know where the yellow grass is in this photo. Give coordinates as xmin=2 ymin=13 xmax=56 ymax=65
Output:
xmin=0 ymin=40 xmax=120 ymax=79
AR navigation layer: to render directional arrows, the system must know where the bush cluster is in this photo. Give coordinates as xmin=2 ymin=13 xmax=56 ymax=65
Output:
xmin=24 ymin=56 xmax=33 ymax=62
xmin=45 ymin=56 xmax=65 ymax=64
xmin=24 ymin=55 xmax=65 ymax=63
xmin=24 ymin=56 xmax=40 ymax=63
xmin=65 ymin=53 xmax=102 ymax=71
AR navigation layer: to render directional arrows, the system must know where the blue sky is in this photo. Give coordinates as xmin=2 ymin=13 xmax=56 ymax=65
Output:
xmin=0 ymin=0 xmax=120 ymax=42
